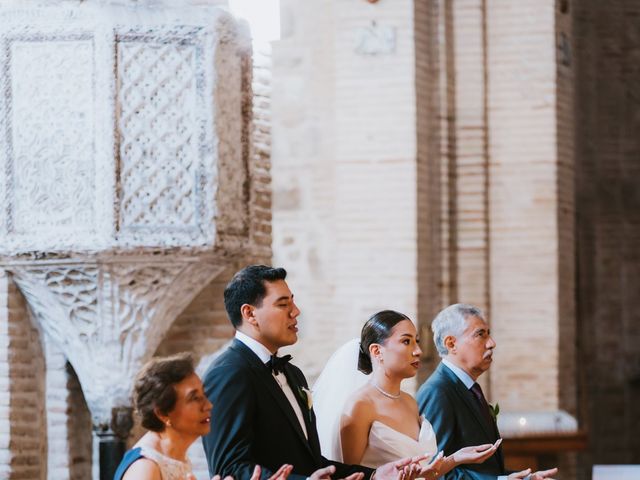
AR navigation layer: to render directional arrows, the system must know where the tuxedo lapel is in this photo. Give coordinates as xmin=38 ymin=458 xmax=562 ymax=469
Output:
xmin=439 ymin=364 xmax=496 ymax=441
xmin=231 ymin=341 xmax=315 ymax=457
xmin=283 ymin=365 xmax=322 ymax=460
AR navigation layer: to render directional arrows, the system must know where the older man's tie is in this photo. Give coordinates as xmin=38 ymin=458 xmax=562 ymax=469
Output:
xmin=470 ymin=382 xmax=496 ymax=431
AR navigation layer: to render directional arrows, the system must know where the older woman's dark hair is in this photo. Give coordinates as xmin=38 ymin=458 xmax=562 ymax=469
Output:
xmin=358 ymin=310 xmax=411 ymax=374
xmin=133 ymin=353 xmax=195 ymax=432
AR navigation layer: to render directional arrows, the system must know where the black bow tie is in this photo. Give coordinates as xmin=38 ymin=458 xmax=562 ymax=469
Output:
xmin=267 ymin=354 xmax=292 ymax=375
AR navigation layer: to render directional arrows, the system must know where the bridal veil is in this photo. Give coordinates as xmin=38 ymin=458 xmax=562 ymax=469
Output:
xmin=312 ymin=338 xmax=368 ymax=461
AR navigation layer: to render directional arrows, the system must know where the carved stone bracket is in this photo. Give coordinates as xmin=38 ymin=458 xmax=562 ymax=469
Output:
xmin=8 ymin=258 xmax=225 ymax=424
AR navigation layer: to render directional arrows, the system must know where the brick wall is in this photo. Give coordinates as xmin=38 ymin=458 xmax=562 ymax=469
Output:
xmin=574 ymin=0 xmax=640 ymax=475
xmin=0 ymin=272 xmax=47 ymax=479
xmin=0 ymin=273 xmax=11 ymax=479
xmin=65 ymin=363 xmax=93 ymax=480
xmin=451 ymin=0 xmax=490 ymax=318
xmin=486 ymin=0 xmax=564 ymax=411
xmin=415 ymin=0 xmax=444 ymax=376
xmin=433 ymin=0 xmax=493 ymax=392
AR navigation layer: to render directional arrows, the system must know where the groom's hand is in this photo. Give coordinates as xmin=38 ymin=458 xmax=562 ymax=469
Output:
xmin=310 ymin=465 xmax=336 ymax=480
xmin=250 ymin=464 xmax=294 ymax=480
xmin=309 ymin=466 xmax=365 ymax=480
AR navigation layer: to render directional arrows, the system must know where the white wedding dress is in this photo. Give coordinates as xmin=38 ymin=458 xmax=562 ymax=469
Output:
xmin=360 ymin=417 xmax=438 ymax=468
xmin=313 ymin=339 xmax=438 ymax=468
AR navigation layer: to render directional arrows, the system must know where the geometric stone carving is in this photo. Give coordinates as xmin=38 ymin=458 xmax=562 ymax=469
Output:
xmin=117 ymin=29 xmax=206 ymax=237
xmin=0 ymin=3 xmax=250 ymax=254
xmin=9 ymin=38 xmax=96 ymax=236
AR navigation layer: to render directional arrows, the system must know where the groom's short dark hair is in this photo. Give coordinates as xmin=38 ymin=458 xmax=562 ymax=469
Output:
xmin=224 ymin=265 xmax=288 ymax=328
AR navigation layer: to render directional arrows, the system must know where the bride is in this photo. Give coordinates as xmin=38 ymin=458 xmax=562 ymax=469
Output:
xmin=313 ymin=310 xmax=500 ymax=478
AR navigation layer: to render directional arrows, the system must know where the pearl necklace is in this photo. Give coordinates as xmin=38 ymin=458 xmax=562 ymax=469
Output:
xmin=373 ymin=383 xmax=401 ymax=400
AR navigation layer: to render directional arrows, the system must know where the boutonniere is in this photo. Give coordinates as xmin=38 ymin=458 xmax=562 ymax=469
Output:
xmin=297 ymin=386 xmax=313 ymax=410
xmin=489 ymin=402 xmax=500 ymax=421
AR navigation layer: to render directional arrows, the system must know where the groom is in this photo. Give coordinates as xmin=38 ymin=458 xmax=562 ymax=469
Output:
xmin=202 ymin=265 xmax=416 ymax=480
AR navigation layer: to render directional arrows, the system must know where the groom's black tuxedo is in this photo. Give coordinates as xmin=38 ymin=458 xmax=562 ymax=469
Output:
xmin=416 ymin=363 xmax=506 ymax=480
xmin=202 ymin=339 xmax=374 ymax=480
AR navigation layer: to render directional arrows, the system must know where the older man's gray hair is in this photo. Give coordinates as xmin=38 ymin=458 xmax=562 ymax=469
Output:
xmin=432 ymin=304 xmax=484 ymax=357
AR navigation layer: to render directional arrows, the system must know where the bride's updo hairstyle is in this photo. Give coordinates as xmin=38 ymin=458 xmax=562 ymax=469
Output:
xmin=358 ymin=310 xmax=411 ymax=374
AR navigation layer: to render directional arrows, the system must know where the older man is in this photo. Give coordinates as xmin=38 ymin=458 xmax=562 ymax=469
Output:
xmin=416 ymin=304 xmax=558 ymax=480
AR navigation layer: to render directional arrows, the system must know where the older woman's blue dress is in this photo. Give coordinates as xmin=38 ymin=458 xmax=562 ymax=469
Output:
xmin=114 ymin=445 xmax=193 ymax=479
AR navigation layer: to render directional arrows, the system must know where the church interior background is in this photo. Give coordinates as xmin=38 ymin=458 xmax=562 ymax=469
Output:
xmin=0 ymin=0 xmax=638 ymax=479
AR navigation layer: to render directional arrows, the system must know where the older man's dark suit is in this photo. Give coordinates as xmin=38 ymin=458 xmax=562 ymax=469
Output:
xmin=202 ymin=339 xmax=374 ymax=480
xmin=417 ymin=363 xmax=505 ymax=480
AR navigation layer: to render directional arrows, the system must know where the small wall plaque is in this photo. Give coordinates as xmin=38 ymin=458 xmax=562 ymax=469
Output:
xmin=354 ymin=22 xmax=396 ymax=55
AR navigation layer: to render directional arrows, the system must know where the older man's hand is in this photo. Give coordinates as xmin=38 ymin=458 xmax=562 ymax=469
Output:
xmin=530 ymin=468 xmax=558 ymax=479
xmin=508 ymin=467 xmax=558 ymax=480
xmin=508 ymin=468 xmax=531 ymax=479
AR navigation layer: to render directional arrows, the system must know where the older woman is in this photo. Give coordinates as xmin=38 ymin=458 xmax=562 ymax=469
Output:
xmin=115 ymin=353 xmax=292 ymax=480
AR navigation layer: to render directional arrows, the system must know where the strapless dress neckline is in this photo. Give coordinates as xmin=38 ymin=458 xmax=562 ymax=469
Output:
xmin=359 ymin=416 xmax=438 ymax=469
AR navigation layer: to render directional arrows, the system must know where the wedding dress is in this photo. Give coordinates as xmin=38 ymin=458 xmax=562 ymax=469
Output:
xmin=360 ymin=417 xmax=437 ymax=468
xmin=313 ymin=339 xmax=438 ymax=467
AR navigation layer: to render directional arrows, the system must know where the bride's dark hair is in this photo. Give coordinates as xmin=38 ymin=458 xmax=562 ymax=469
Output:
xmin=358 ymin=310 xmax=411 ymax=374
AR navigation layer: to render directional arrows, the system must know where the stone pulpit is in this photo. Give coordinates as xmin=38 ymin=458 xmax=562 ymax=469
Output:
xmin=0 ymin=1 xmax=266 ymax=478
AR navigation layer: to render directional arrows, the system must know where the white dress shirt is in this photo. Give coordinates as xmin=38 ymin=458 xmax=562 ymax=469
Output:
xmin=441 ymin=359 xmax=509 ymax=480
xmin=235 ymin=331 xmax=308 ymax=439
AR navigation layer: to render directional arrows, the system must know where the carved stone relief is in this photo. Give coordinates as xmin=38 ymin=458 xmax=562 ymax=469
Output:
xmin=0 ymin=4 xmax=251 ymax=255
xmin=10 ymin=37 xmax=96 ymax=234
xmin=11 ymin=259 xmax=225 ymax=424
xmin=116 ymin=27 xmax=216 ymax=246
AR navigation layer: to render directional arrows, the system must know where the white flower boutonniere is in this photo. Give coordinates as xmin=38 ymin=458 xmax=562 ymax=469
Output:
xmin=299 ymin=387 xmax=313 ymax=410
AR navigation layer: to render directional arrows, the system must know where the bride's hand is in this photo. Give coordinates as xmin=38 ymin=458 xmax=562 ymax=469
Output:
xmin=452 ymin=438 xmax=502 ymax=466
xmin=417 ymin=451 xmax=445 ymax=479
